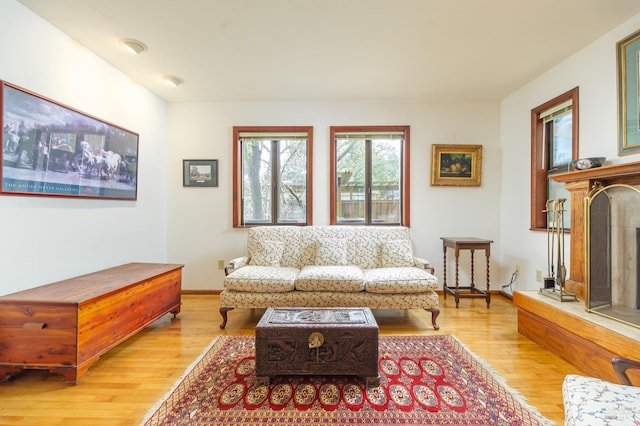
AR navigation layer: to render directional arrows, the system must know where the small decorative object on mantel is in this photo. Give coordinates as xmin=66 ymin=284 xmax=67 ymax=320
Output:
xmin=569 ymin=157 xmax=606 ymax=171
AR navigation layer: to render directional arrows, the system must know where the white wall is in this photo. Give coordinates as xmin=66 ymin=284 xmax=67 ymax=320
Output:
xmin=167 ymin=100 xmax=502 ymax=290
xmin=0 ymin=1 xmax=168 ymax=294
xmin=8 ymin=0 xmax=638 ymax=296
xmin=500 ymin=13 xmax=640 ymax=292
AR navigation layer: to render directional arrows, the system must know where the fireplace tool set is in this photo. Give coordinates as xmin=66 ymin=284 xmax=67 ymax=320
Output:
xmin=540 ymin=198 xmax=577 ymax=301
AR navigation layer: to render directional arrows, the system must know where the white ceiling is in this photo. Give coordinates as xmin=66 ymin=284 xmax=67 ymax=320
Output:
xmin=17 ymin=0 xmax=640 ymax=103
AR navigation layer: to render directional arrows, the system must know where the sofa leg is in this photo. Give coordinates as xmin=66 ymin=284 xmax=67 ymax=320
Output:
xmin=425 ymin=307 xmax=440 ymax=330
xmin=220 ymin=307 xmax=235 ymax=329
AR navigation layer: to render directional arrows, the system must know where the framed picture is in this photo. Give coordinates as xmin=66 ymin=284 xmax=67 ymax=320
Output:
xmin=183 ymin=159 xmax=218 ymax=187
xmin=431 ymin=144 xmax=482 ymax=186
xmin=617 ymin=28 xmax=640 ymax=155
xmin=1 ymin=81 xmax=139 ymax=200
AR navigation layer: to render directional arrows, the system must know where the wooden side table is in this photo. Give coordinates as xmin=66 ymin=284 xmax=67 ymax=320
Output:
xmin=441 ymin=237 xmax=493 ymax=308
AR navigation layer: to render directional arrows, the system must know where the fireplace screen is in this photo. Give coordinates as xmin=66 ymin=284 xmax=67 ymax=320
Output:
xmin=585 ymin=183 xmax=640 ymax=328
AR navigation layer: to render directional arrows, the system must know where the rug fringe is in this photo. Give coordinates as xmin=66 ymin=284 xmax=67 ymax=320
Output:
xmin=140 ymin=335 xmax=222 ymax=425
xmin=447 ymin=335 xmax=555 ymax=426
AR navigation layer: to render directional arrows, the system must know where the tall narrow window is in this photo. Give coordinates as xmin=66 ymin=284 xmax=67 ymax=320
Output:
xmin=531 ymin=88 xmax=578 ymax=231
xmin=233 ymin=126 xmax=313 ymax=227
xmin=330 ymin=126 xmax=410 ymax=226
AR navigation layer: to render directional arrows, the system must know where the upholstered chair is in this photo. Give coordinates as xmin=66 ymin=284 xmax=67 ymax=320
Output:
xmin=562 ymin=356 xmax=640 ymax=425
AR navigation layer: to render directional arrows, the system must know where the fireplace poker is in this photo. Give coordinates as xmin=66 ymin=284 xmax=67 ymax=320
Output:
xmin=544 ymin=199 xmax=556 ymax=289
xmin=557 ymin=198 xmax=567 ymax=287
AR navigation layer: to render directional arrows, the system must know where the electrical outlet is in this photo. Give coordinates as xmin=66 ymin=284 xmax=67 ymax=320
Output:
xmin=218 ymin=259 xmax=225 ymax=270
xmin=536 ymin=269 xmax=542 ymax=282
xmin=515 ymin=265 xmax=521 ymax=275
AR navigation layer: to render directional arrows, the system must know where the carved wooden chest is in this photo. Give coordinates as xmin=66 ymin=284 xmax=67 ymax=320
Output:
xmin=255 ymin=307 xmax=379 ymax=386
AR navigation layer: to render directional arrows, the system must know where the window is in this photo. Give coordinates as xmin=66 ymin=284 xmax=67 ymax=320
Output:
xmin=330 ymin=126 xmax=410 ymax=226
xmin=531 ymin=87 xmax=578 ymax=231
xmin=233 ymin=126 xmax=313 ymax=227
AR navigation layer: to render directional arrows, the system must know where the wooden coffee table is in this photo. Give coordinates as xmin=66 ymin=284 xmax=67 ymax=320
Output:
xmin=255 ymin=307 xmax=379 ymax=386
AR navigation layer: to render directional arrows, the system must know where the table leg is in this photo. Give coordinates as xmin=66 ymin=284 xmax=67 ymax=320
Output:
xmin=454 ymin=250 xmax=460 ymax=308
xmin=469 ymin=249 xmax=475 ymax=290
xmin=442 ymin=245 xmax=448 ymax=299
xmin=485 ymin=253 xmax=491 ymax=308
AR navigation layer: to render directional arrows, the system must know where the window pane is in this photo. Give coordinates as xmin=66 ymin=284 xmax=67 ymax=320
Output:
xmin=234 ymin=126 xmax=312 ymax=228
xmin=550 ymin=111 xmax=572 ymax=168
xmin=242 ymin=140 xmax=272 ymax=223
xmin=371 ymin=139 xmax=401 ymax=224
xmin=336 ymin=139 xmax=365 ymax=223
xmin=547 ymin=109 xmax=572 ymax=229
xmin=547 ymin=178 xmax=571 ymax=229
xmin=331 ymin=126 xmax=409 ymax=226
xmin=530 ymin=87 xmax=578 ymax=231
xmin=277 ymin=139 xmax=307 ymax=223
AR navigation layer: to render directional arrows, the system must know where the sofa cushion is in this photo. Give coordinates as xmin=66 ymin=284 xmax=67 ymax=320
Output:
xmin=349 ymin=226 xmax=412 ymax=269
xmin=299 ymin=226 xmax=355 ymax=267
xmin=380 ymin=239 xmax=414 ymax=267
xmin=224 ymin=266 xmax=298 ymax=293
xmin=363 ymin=267 xmax=438 ymax=293
xmin=315 ymin=238 xmax=348 ymax=266
xmin=295 ymin=265 xmax=365 ymax=292
xmin=248 ymin=226 xmax=303 ymax=269
xmin=249 ymin=239 xmax=284 ymax=266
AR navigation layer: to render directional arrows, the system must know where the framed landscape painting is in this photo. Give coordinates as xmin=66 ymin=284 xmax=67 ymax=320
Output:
xmin=1 ymin=81 xmax=139 ymax=200
xmin=183 ymin=159 xmax=218 ymax=187
xmin=431 ymin=144 xmax=483 ymax=187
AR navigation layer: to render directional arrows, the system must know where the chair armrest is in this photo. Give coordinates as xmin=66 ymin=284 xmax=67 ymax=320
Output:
xmin=414 ymin=257 xmax=435 ymax=275
xmin=224 ymin=256 xmax=248 ymax=276
xmin=612 ymin=356 xmax=640 ymax=386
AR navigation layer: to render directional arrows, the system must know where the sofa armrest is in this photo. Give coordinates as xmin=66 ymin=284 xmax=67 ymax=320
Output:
xmin=414 ymin=257 xmax=435 ymax=274
xmin=224 ymin=256 xmax=248 ymax=276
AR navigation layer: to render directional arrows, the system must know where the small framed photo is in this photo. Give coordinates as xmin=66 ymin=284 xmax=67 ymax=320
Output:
xmin=431 ymin=144 xmax=482 ymax=187
xmin=183 ymin=159 xmax=218 ymax=187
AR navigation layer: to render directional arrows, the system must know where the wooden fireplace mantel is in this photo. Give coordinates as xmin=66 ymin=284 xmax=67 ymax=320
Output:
xmin=551 ymin=160 xmax=640 ymax=299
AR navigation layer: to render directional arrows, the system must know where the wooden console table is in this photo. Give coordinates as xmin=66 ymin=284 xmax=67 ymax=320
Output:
xmin=441 ymin=237 xmax=492 ymax=308
xmin=0 ymin=262 xmax=183 ymax=383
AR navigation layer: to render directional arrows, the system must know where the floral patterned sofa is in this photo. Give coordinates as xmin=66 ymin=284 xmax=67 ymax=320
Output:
xmin=220 ymin=225 xmax=440 ymax=329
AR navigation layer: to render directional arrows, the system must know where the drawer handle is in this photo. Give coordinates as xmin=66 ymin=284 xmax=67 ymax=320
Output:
xmin=23 ymin=322 xmax=47 ymax=330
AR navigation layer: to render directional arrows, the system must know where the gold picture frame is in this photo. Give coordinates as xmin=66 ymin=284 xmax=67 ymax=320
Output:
xmin=617 ymin=28 xmax=640 ymax=155
xmin=431 ymin=144 xmax=482 ymax=186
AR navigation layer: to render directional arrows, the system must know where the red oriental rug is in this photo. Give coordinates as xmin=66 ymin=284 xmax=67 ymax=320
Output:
xmin=141 ymin=335 xmax=551 ymax=425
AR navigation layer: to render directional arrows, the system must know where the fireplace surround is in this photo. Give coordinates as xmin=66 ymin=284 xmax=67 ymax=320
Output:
xmin=551 ymin=161 xmax=640 ymax=296
xmin=513 ymin=161 xmax=640 ymax=383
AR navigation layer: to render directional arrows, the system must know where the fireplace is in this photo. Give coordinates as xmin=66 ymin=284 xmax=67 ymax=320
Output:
xmin=550 ymin=161 xmax=640 ymax=329
xmin=585 ymin=183 xmax=640 ymax=328
xmin=514 ymin=162 xmax=640 ymax=382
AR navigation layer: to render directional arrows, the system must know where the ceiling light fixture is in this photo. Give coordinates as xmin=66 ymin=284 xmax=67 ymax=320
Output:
xmin=161 ymin=75 xmax=184 ymax=87
xmin=120 ymin=38 xmax=147 ymax=55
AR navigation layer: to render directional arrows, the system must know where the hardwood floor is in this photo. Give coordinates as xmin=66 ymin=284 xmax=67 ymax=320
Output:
xmin=0 ymin=294 xmax=580 ymax=425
